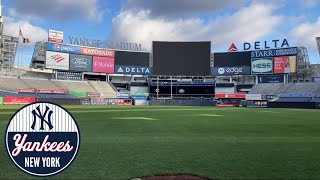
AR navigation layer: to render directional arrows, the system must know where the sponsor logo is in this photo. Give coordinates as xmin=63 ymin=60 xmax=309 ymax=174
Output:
xmin=218 ymin=68 xmax=225 ymax=74
xmin=5 ymin=102 xmax=80 ymax=177
xmin=81 ymin=48 xmax=114 ymax=57
xmin=54 ymin=44 xmax=60 ymax=51
xmin=228 ymin=43 xmax=238 ymax=52
xmin=244 ymin=39 xmax=290 ymax=50
xmin=117 ymin=67 xmax=124 ymax=73
xmin=115 ymin=66 xmax=151 ymax=75
xmin=251 ymin=47 xmax=297 ymax=58
xmin=251 ymin=58 xmax=273 ymax=74
xmin=50 ymin=54 xmax=65 ymax=63
xmin=71 ymin=58 xmax=91 ymax=66
xmin=212 ymin=67 xmax=250 ymax=75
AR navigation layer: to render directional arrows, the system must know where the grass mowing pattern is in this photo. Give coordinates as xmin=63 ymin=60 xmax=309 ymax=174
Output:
xmin=0 ymin=106 xmax=320 ymax=179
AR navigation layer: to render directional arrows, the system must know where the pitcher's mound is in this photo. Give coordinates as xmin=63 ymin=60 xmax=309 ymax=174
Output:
xmin=139 ymin=174 xmax=210 ymax=180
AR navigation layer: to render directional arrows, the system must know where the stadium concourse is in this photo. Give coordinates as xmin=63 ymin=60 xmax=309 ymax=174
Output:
xmin=0 ymin=41 xmax=320 ymax=109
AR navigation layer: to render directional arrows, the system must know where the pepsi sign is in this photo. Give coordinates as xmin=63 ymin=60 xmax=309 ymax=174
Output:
xmin=115 ymin=65 xmax=152 ymax=75
xmin=46 ymin=42 xmax=81 ymax=54
xmin=211 ymin=66 xmax=250 ymax=76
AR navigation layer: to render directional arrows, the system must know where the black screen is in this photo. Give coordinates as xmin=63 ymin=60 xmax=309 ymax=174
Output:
xmin=214 ymin=51 xmax=251 ymax=67
xmin=115 ymin=51 xmax=150 ymax=66
xmin=152 ymin=41 xmax=211 ymax=76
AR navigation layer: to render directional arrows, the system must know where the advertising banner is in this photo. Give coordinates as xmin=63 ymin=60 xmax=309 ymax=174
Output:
xmin=4 ymin=96 xmax=36 ymax=105
xmin=216 ymin=104 xmax=236 ymax=107
xmin=115 ymin=65 xmax=152 ymax=75
xmin=245 ymin=94 xmax=262 ymax=100
xmin=215 ymin=94 xmax=246 ymax=99
xmin=57 ymin=71 xmax=82 ymax=81
xmin=46 ymin=51 xmax=70 ymax=70
xmin=274 ymin=56 xmax=297 ymax=74
xmin=0 ymin=97 xmax=3 ymax=105
xmin=130 ymin=92 xmax=149 ymax=96
xmin=258 ymin=75 xmax=284 ymax=83
xmin=251 ymin=47 xmax=297 ymax=58
xmin=280 ymin=93 xmax=313 ymax=98
xmin=69 ymin=91 xmax=87 ymax=98
xmin=37 ymin=89 xmax=68 ymax=94
xmin=48 ymin=29 xmax=64 ymax=43
xmin=81 ymin=98 xmax=91 ymax=105
xmin=46 ymin=42 xmax=81 ymax=54
xmin=92 ymin=56 xmax=114 ymax=73
xmin=116 ymin=92 xmax=131 ymax=99
xmin=211 ymin=66 xmax=250 ymax=76
xmin=251 ymin=57 xmax=273 ymax=74
xmin=262 ymin=94 xmax=277 ymax=100
xmin=247 ymin=101 xmax=268 ymax=108
xmin=86 ymin=92 xmax=100 ymax=98
xmin=17 ymin=88 xmax=35 ymax=93
xmin=69 ymin=54 xmax=93 ymax=72
xmin=81 ymin=47 xmax=114 ymax=57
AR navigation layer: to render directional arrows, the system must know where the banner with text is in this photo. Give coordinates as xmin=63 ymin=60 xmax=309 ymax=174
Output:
xmin=37 ymin=89 xmax=68 ymax=94
xmin=81 ymin=47 xmax=114 ymax=57
xmin=17 ymin=88 xmax=35 ymax=93
xmin=273 ymin=56 xmax=297 ymax=74
xmin=57 ymin=71 xmax=82 ymax=81
xmin=215 ymin=94 xmax=246 ymax=99
xmin=46 ymin=42 xmax=80 ymax=54
xmin=251 ymin=57 xmax=273 ymax=74
xmin=69 ymin=54 xmax=93 ymax=72
xmin=46 ymin=51 xmax=70 ymax=70
xmin=115 ymin=65 xmax=152 ymax=75
xmin=4 ymin=96 xmax=36 ymax=105
xmin=251 ymin=47 xmax=297 ymax=58
xmin=211 ymin=66 xmax=250 ymax=76
xmin=258 ymin=75 xmax=284 ymax=83
xmin=92 ymin=56 xmax=114 ymax=73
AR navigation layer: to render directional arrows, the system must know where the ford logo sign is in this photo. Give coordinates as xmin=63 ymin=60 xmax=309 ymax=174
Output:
xmin=71 ymin=58 xmax=91 ymax=66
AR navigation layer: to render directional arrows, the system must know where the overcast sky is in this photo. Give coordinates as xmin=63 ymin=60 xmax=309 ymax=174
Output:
xmin=2 ymin=0 xmax=320 ymax=64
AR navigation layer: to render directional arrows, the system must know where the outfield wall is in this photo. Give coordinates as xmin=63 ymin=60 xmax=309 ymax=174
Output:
xmin=150 ymin=99 xmax=215 ymax=106
xmin=269 ymin=102 xmax=316 ymax=109
xmin=38 ymin=98 xmax=81 ymax=105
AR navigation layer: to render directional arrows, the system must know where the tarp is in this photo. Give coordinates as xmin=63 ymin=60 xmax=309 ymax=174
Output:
xmin=69 ymin=91 xmax=87 ymax=98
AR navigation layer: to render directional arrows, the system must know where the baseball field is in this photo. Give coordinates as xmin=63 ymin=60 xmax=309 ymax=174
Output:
xmin=0 ymin=105 xmax=320 ymax=180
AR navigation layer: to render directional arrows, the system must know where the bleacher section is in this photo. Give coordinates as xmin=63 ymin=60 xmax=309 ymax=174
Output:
xmin=22 ymin=78 xmax=62 ymax=90
xmin=249 ymin=84 xmax=289 ymax=94
xmin=88 ymin=81 xmax=117 ymax=98
xmin=53 ymin=80 xmax=96 ymax=92
xmin=284 ymin=83 xmax=320 ymax=94
xmin=249 ymin=83 xmax=320 ymax=95
xmin=0 ymin=77 xmax=30 ymax=91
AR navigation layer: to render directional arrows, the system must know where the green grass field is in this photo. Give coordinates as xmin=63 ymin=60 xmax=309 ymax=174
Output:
xmin=1 ymin=106 xmax=320 ymax=180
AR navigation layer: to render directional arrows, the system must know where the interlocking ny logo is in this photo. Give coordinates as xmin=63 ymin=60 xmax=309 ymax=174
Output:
xmin=31 ymin=105 xmax=54 ymax=130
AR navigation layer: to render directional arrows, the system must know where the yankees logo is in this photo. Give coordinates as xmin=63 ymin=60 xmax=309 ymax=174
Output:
xmin=5 ymin=102 xmax=80 ymax=177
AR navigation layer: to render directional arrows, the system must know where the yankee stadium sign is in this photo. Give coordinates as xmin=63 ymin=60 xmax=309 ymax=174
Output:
xmin=68 ymin=36 xmax=142 ymax=51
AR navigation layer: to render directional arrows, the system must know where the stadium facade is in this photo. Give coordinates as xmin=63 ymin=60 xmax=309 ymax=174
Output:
xmin=0 ymin=28 xmax=320 ymax=108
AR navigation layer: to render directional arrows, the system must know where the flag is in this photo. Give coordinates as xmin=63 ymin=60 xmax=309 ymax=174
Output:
xmin=23 ymin=38 xmax=30 ymax=43
xmin=19 ymin=28 xmax=30 ymax=43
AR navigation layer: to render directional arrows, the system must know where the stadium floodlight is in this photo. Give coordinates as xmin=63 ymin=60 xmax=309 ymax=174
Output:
xmin=317 ymin=37 xmax=320 ymax=57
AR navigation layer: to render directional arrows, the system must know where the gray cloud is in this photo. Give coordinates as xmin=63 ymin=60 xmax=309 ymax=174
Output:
xmin=10 ymin=0 xmax=103 ymax=21
xmin=124 ymin=0 xmax=248 ymax=17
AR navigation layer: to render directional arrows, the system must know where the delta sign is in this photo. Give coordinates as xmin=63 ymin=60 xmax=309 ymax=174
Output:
xmin=228 ymin=39 xmax=290 ymax=51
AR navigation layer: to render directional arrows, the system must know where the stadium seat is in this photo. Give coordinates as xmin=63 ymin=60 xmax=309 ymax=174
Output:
xmin=88 ymin=81 xmax=117 ymax=98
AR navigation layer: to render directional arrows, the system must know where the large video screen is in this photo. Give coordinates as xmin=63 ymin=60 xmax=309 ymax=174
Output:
xmin=152 ymin=41 xmax=211 ymax=76
xmin=115 ymin=51 xmax=150 ymax=66
xmin=214 ymin=51 xmax=251 ymax=67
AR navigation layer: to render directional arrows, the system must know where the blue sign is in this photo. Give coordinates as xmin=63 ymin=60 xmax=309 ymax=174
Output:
xmin=46 ymin=42 xmax=81 ymax=54
xmin=211 ymin=66 xmax=250 ymax=76
xmin=258 ymin=75 xmax=284 ymax=83
xmin=69 ymin=54 xmax=93 ymax=72
xmin=115 ymin=65 xmax=152 ymax=75
xmin=280 ymin=93 xmax=313 ymax=98
xmin=116 ymin=92 xmax=131 ymax=99
xmin=244 ymin=39 xmax=290 ymax=50
xmin=251 ymin=47 xmax=297 ymax=58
